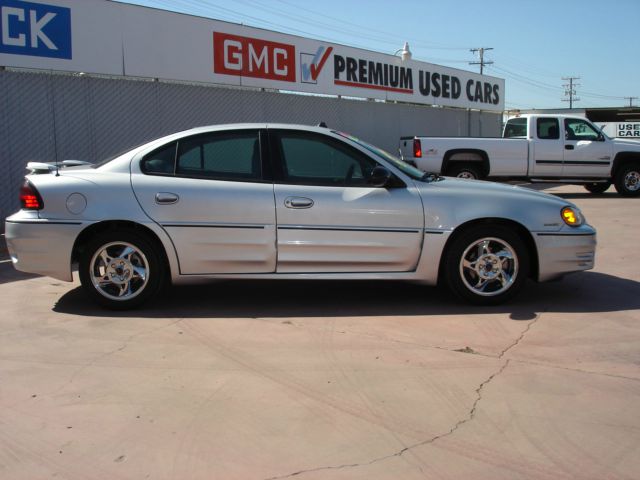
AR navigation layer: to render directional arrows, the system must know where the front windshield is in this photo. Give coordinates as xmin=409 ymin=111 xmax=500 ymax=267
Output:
xmin=333 ymin=131 xmax=426 ymax=180
xmin=593 ymin=122 xmax=611 ymax=140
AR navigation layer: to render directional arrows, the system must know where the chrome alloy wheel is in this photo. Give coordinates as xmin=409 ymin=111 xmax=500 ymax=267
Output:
xmin=457 ymin=171 xmax=476 ymax=179
xmin=459 ymin=237 xmax=519 ymax=297
xmin=624 ymin=170 xmax=640 ymax=192
xmin=89 ymin=241 xmax=149 ymax=301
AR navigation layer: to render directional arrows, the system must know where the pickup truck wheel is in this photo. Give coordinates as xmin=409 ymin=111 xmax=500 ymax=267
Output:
xmin=448 ymin=163 xmax=481 ymax=180
xmin=443 ymin=225 xmax=529 ymax=305
xmin=584 ymin=182 xmax=611 ymax=194
xmin=614 ymin=165 xmax=640 ymax=197
xmin=79 ymin=230 xmax=165 ymax=310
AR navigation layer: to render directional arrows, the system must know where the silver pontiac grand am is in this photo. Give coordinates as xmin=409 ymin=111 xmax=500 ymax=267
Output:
xmin=5 ymin=124 xmax=596 ymax=309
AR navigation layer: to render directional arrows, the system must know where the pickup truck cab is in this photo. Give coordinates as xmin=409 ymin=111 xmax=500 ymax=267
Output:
xmin=399 ymin=114 xmax=640 ymax=196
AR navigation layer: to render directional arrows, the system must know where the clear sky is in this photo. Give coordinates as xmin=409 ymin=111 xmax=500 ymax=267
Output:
xmin=116 ymin=0 xmax=639 ymax=111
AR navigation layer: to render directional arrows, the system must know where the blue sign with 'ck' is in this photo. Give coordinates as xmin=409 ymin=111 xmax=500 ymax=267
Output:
xmin=0 ymin=0 xmax=71 ymax=59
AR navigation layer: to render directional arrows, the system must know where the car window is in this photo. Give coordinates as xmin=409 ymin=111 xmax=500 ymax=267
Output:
xmin=564 ymin=118 xmax=600 ymax=141
xmin=503 ymin=118 xmax=527 ymax=138
xmin=140 ymin=142 xmax=177 ymax=174
xmin=274 ymin=131 xmax=377 ymax=186
xmin=333 ymin=131 xmax=422 ymax=180
xmin=537 ymin=118 xmax=560 ymax=140
xmin=176 ymin=131 xmax=261 ymax=180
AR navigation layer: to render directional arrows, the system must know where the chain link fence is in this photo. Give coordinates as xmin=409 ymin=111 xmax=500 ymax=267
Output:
xmin=0 ymin=69 xmax=501 ymax=229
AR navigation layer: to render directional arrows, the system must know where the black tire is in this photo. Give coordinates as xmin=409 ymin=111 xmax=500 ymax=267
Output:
xmin=79 ymin=230 xmax=165 ymax=309
xmin=442 ymin=225 xmax=529 ymax=305
xmin=583 ymin=182 xmax=611 ymax=194
xmin=447 ymin=163 xmax=481 ymax=180
xmin=614 ymin=164 xmax=640 ymax=197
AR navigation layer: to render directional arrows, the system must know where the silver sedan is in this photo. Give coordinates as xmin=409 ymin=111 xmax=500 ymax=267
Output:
xmin=5 ymin=124 xmax=596 ymax=309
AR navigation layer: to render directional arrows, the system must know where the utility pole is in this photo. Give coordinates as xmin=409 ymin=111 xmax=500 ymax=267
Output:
xmin=624 ymin=96 xmax=638 ymax=107
xmin=562 ymin=76 xmax=580 ymax=109
xmin=469 ymin=48 xmax=493 ymax=75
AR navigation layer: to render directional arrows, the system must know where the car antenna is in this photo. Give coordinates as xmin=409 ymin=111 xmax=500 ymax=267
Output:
xmin=317 ymin=121 xmax=327 ymax=128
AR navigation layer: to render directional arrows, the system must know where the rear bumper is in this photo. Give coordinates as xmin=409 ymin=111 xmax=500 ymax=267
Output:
xmin=5 ymin=215 xmax=85 ymax=282
xmin=535 ymin=227 xmax=597 ymax=282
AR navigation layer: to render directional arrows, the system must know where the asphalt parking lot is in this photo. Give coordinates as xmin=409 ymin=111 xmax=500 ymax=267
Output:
xmin=1 ymin=184 xmax=639 ymax=480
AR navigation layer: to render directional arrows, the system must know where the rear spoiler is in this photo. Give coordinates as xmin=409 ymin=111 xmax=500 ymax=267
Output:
xmin=26 ymin=160 xmax=93 ymax=174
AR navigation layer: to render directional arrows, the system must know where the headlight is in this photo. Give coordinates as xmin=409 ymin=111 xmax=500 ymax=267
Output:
xmin=561 ymin=206 xmax=584 ymax=227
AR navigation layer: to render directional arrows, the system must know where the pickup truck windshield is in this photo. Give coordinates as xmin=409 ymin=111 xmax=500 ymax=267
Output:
xmin=333 ymin=131 xmax=425 ymax=180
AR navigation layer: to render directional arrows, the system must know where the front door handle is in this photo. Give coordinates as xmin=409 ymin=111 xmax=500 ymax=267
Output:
xmin=284 ymin=196 xmax=314 ymax=209
xmin=155 ymin=192 xmax=179 ymax=205
xmin=565 ymin=145 xmax=575 ymax=150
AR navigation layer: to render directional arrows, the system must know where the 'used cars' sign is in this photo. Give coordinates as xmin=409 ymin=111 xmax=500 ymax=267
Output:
xmin=617 ymin=123 xmax=640 ymax=138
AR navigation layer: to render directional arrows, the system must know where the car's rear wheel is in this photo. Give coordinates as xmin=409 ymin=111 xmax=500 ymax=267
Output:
xmin=447 ymin=163 xmax=481 ymax=180
xmin=614 ymin=164 xmax=640 ymax=197
xmin=584 ymin=182 xmax=610 ymax=194
xmin=79 ymin=230 xmax=164 ymax=309
xmin=443 ymin=225 xmax=529 ymax=305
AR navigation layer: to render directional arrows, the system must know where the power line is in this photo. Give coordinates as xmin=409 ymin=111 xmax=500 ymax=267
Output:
xmin=469 ymin=47 xmax=493 ymax=75
xmin=624 ymin=96 xmax=638 ymax=107
xmin=562 ymin=76 xmax=580 ymax=109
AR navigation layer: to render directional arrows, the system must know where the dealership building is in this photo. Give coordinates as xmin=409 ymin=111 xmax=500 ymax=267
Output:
xmin=0 ymin=0 xmax=505 ymax=226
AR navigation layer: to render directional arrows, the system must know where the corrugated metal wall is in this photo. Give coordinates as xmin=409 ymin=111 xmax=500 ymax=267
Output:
xmin=0 ymin=69 xmax=501 ymax=228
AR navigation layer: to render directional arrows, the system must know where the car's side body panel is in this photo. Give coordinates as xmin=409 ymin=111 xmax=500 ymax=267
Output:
xmin=131 ymin=174 xmax=277 ymax=274
xmin=273 ymin=184 xmax=424 ymax=273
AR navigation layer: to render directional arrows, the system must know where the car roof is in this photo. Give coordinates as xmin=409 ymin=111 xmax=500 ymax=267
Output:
xmin=173 ymin=123 xmax=332 ymax=136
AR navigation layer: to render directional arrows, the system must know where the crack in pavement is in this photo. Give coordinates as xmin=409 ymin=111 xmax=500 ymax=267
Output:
xmin=264 ymin=314 xmax=542 ymax=480
xmin=263 ymin=323 xmax=538 ymax=480
xmin=353 ymin=312 xmax=639 ymax=383
xmin=498 ymin=311 xmax=541 ymax=359
xmin=508 ymin=358 xmax=640 ymax=383
xmin=264 ymin=360 xmax=512 ymax=480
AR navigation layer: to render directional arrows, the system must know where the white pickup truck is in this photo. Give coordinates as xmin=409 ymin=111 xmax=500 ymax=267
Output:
xmin=399 ymin=114 xmax=640 ymax=196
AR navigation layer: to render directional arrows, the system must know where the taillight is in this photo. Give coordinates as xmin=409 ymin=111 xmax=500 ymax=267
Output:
xmin=413 ymin=139 xmax=422 ymax=158
xmin=20 ymin=180 xmax=44 ymax=210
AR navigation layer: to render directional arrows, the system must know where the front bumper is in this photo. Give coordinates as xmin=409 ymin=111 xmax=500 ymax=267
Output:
xmin=534 ymin=226 xmax=597 ymax=282
xmin=5 ymin=214 xmax=86 ymax=282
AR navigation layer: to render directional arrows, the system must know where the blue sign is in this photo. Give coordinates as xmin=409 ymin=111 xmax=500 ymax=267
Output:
xmin=0 ymin=0 xmax=71 ymax=59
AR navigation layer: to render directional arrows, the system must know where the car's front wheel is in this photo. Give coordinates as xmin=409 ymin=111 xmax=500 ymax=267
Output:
xmin=614 ymin=164 xmax=640 ymax=197
xmin=79 ymin=230 xmax=165 ymax=309
xmin=443 ymin=225 xmax=529 ymax=305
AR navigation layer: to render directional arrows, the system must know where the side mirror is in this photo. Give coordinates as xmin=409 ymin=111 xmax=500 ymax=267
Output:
xmin=368 ymin=166 xmax=392 ymax=187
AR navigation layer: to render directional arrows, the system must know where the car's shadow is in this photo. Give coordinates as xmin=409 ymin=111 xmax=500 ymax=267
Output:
xmin=0 ymin=261 xmax=39 ymax=285
xmin=52 ymin=271 xmax=640 ymax=320
xmin=555 ymin=192 xmax=622 ymax=200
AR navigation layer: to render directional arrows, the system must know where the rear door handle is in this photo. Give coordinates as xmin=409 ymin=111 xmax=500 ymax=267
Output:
xmin=565 ymin=145 xmax=575 ymax=150
xmin=155 ymin=192 xmax=179 ymax=205
xmin=284 ymin=196 xmax=314 ymax=209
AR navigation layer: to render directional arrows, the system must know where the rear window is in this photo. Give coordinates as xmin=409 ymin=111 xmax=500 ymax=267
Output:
xmin=503 ymin=118 xmax=527 ymax=138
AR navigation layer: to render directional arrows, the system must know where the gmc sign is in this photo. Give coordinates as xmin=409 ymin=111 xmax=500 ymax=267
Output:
xmin=213 ymin=32 xmax=295 ymax=82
